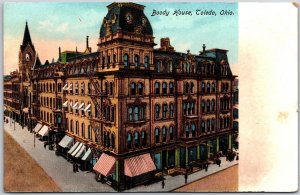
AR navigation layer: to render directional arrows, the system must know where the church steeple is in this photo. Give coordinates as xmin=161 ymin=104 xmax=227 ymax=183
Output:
xmin=21 ymin=21 xmax=34 ymax=51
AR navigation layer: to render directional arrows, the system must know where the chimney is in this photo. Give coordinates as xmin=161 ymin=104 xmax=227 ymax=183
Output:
xmin=59 ymin=47 xmax=61 ymax=61
xmin=202 ymin=44 xmax=206 ymax=55
xmin=86 ymin=36 xmax=89 ymax=49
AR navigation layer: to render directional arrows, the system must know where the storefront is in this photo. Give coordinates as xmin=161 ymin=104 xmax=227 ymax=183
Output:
xmin=57 ymin=134 xmax=74 ymax=158
xmin=93 ymin=153 xmax=116 ymax=186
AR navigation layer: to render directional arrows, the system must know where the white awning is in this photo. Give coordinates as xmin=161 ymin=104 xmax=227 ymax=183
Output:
xmin=38 ymin=125 xmax=49 ymax=137
xmin=84 ymin=104 xmax=91 ymax=112
xmin=58 ymin=135 xmax=74 ymax=149
xmin=63 ymin=101 xmax=68 ymax=107
xmin=68 ymin=142 xmax=80 ymax=154
xmin=82 ymin=148 xmax=92 ymax=161
xmin=72 ymin=102 xmax=79 ymax=109
xmin=67 ymin=83 xmax=73 ymax=90
xmin=69 ymin=102 xmax=73 ymax=107
xmin=78 ymin=103 xmax=84 ymax=110
xmin=75 ymin=145 xmax=86 ymax=158
xmin=71 ymin=143 xmax=83 ymax=157
xmin=62 ymin=84 xmax=68 ymax=90
xmin=33 ymin=123 xmax=43 ymax=133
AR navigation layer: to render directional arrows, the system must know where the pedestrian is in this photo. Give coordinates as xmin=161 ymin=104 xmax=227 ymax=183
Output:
xmin=236 ymin=153 xmax=239 ymax=161
xmin=161 ymin=180 xmax=165 ymax=189
xmin=76 ymin=163 xmax=79 ymax=172
xmin=43 ymin=142 xmax=46 ymax=149
xmin=205 ymin=163 xmax=208 ymax=172
xmin=217 ymin=158 xmax=221 ymax=167
xmin=184 ymin=173 xmax=188 ymax=184
xmin=73 ymin=163 xmax=76 ymax=173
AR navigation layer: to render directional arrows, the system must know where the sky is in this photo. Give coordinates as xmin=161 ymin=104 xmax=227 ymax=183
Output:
xmin=3 ymin=2 xmax=238 ymax=75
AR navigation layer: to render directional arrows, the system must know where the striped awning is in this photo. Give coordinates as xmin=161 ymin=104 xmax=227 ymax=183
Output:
xmin=63 ymin=101 xmax=68 ymax=107
xmin=72 ymin=102 xmax=79 ymax=110
xmin=38 ymin=125 xmax=49 ymax=137
xmin=82 ymin=148 xmax=92 ymax=161
xmin=124 ymin=153 xmax=156 ymax=177
xmin=68 ymin=142 xmax=80 ymax=155
xmin=71 ymin=143 xmax=83 ymax=157
xmin=67 ymin=83 xmax=73 ymax=90
xmin=84 ymin=104 xmax=91 ymax=112
xmin=78 ymin=103 xmax=84 ymax=110
xmin=93 ymin=153 xmax=116 ymax=177
xmin=58 ymin=135 xmax=74 ymax=149
xmin=62 ymin=84 xmax=68 ymax=90
xmin=75 ymin=145 xmax=86 ymax=158
xmin=33 ymin=123 xmax=43 ymax=133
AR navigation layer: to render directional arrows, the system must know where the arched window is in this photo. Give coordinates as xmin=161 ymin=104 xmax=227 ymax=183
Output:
xmin=163 ymin=104 xmax=167 ymax=118
xmin=110 ymin=82 xmax=113 ymax=96
xmin=211 ymin=119 xmax=215 ymax=131
xmin=138 ymin=83 xmax=143 ymax=95
xmin=201 ymin=100 xmax=205 ymax=112
xmin=142 ymin=131 xmax=147 ymax=146
xmin=212 ymin=83 xmax=215 ymax=92
xmin=128 ymin=107 xmax=133 ymax=121
xmin=155 ymin=128 xmax=160 ymax=143
xmin=134 ymin=106 xmax=139 ymax=121
xmin=190 ymin=82 xmax=194 ymax=93
xmin=141 ymin=106 xmax=145 ymax=120
xmin=183 ymin=103 xmax=187 ymax=115
xmin=206 ymin=100 xmax=211 ymax=113
xmin=191 ymin=123 xmax=196 ymax=137
xmin=130 ymin=82 xmax=136 ymax=96
xmin=162 ymin=82 xmax=167 ymax=95
xmin=212 ymin=99 xmax=215 ymax=111
xmin=76 ymin=121 xmax=79 ymax=135
xmin=88 ymin=125 xmax=92 ymax=140
xmin=70 ymin=119 xmax=73 ymax=132
xmin=134 ymin=132 xmax=139 ymax=147
xmin=187 ymin=102 xmax=191 ymax=115
xmin=169 ymin=82 xmax=174 ymax=95
xmin=81 ymin=123 xmax=85 ymax=138
xmin=134 ymin=55 xmax=139 ymax=67
xmin=207 ymin=83 xmax=210 ymax=93
xmin=155 ymin=104 xmax=160 ymax=119
xmin=111 ymin=134 xmax=115 ymax=149
xmin=155 ymin=82 xmax=160 ymax=95
xmin=185 ymin=124 xmax=189 ymax=138
xmin=191 ymin=102 xmax=195 ymax=114
xmin=127 ymin=133 xmax=132 ymax=149
xmin=170 ymin=103 xmax=174 ymax=118
xmin=185 ymin=82 xmax=189 ymax=94
xmin=144 ymin=56 xmax=149 ymax=68
xmin=202 ymin=82 xmax=205 ymax=93
xmin=169 ymin=126 xmax=174 ymax=140
xmin=207 ymin=120 xmax=211 ymax=132
xmin=124 ymin=54 xmax=129 ymax=67
xmin=162 ymin=126 xmax=167 ymax=142
xmin=201 ymin=121 xmax=205 ymax=133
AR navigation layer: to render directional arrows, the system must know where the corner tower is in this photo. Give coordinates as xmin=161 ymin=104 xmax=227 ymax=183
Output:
xmin=98 ymin=2 xmax=156 ymax=72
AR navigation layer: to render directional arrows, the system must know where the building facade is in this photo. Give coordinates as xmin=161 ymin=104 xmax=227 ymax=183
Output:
xmin=4 ymin=2 xmax=238 ymax=190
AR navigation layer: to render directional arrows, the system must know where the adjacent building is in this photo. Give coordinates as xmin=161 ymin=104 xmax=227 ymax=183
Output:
xmin=3 ymin=2 xmax=238 ymax=191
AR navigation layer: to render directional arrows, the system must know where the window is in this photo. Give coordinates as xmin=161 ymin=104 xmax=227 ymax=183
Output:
xmin=155 ymin=82 xmax=160 ymax=95
xmin=201 ymin=121 xmax=205 ymax=133
xmin=155 ymin=104 xmax=160 ymax=119
xmin=162 ymin=104 xmax=167 ymax=118
xmin=127 ymin=133 xmax=132 ymax=149
xmin=141 ymin=106 xmax=145 ymax=120
xmin=201 ymin=100 xmax=205 ymax=112
xmin=155 ymin=128 xmax=160 ymax=143
xmin=207 ymin=120 xmax=210 ymax=132
xmin=110 ymin=82 xmax=113 ymax=96
xmin=134 ymin=106 xmax=139 ymax=121
xmin=88 ymin=125 xmax=92 ymax=140
xmin=134 ymin=132 xmax=139 ymax=147
xmin=138 ymin=83 xmax=143 ymax=95
xmin=185 ymin=124 xmax=189 ymax=138
xmin=129 ymin=107 xmax=133 ymax=121
xmin=191 ymin=123 xmax=196 ymax=137
xmin=169 ymin=82 xmax=174 ymax=95
xmin=162 ymin=82 xmax=167 ymax=95
xmin=111 ymin=107 xmax=115 ymax=122
xmin=105 ymin=82 xmax=109 ymax=95
xmin=107 ymin=55 xmax=111 ymax=69
xmin=107 ymin=132 xmax=110 ymax=147
xmin=131 ymin=83 xmax=136 ymax=95
xmin=206 ymin=100 xmax=211 ymax=112
xmin=134 ymin=55 xmax=139 ymax=67
xmin=75 ymin=82 xmax=79 ymax=94
xmin=162 ymin=126 xmax=167 ymax=142
xmin=157 ymin=61 xmax=161 ymax=73
xmin=142 ymin=131 xmax=147 ymax=146
xmin=207 ymin=83 xmax=210 ymax=93
xmin=169 ymin=126 xmax=174 ymax=140
xmin=81 ymin=82 xmax=85 ymax=95
xmin=212 ymin=99 xmax=215 ymax=111
xmin=211 ymin=119 xmax=215 ymax=131
xmin=124 ymin=54 xmax=129 ymax=67
xmin=81 ymin=123 xmax=85 ymax=138
xmin=220 ymin=118 xmax=223 ymax=129
xmin=212 ymin=83 xmax=215 ymax=92
xmin=202 ymin=82 xmax=205 ymax=93
xmin=111 ymin=134 xmax=115 ymax=149
xmin=170 ymin=103 xmax=174 ymax=118
xmin=70 ymin=82 xmax=73 ymax=94
xmin=185 ymin=82 xmax=189 ymax=94
xmin=88 ymin=82 xmax=92 ymax=94
xmin=190 ymin=82 xmax=194 ymax=93
xmin=76 ymin=121 xmax=79 ymax=135
xmin=144 ymin=56 xmax=149 ymax=68
xmin=113 ymin=54 xmax=117 ymax=65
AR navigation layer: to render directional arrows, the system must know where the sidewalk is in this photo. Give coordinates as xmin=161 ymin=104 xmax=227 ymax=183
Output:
xmin=4 ymin=117 xmax=238 ymax=192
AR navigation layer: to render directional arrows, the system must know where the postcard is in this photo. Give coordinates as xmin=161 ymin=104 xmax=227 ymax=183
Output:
xmin=2 ymin=1 xmax=298 ymax=192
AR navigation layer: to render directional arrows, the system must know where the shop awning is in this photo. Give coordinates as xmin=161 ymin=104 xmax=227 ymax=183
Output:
xmin=75 ymin=145 xmax=86 ymax=158
xmin=72 ymin=102 xmax=78 ymax=109
xmin=69 ymin=102 xmax=73 ymax=107
xmin=58 ymin=135 xmax=74 ymax=149
xmin=124 ymin=153 xmax=156 ymax=177
xmin=63 ymin=101 xmax=68 ymax=107
xmin=82 ymin=148 xmax=92 ymax=161
xmin=84 ymin=104 xmax=91 ymax=112
xmin=38 ymin=125 xmax=49 ymax=137
xmin=62 ymin=84 xmax=68 ymax=90
xmin=33 ymin=123 xmax=43 ymax=133
xmin=67 ymin=83 xmax=73 ymax=90
xmin=93 ymin=153 xmax=116 ymax=177
xmin=78 ymin=103 xmax=84 ymax=110
xmin=71 ymin=143 xmax=83 ymax=157
xmin=68 ymin=142 xmax=80 ymax=155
